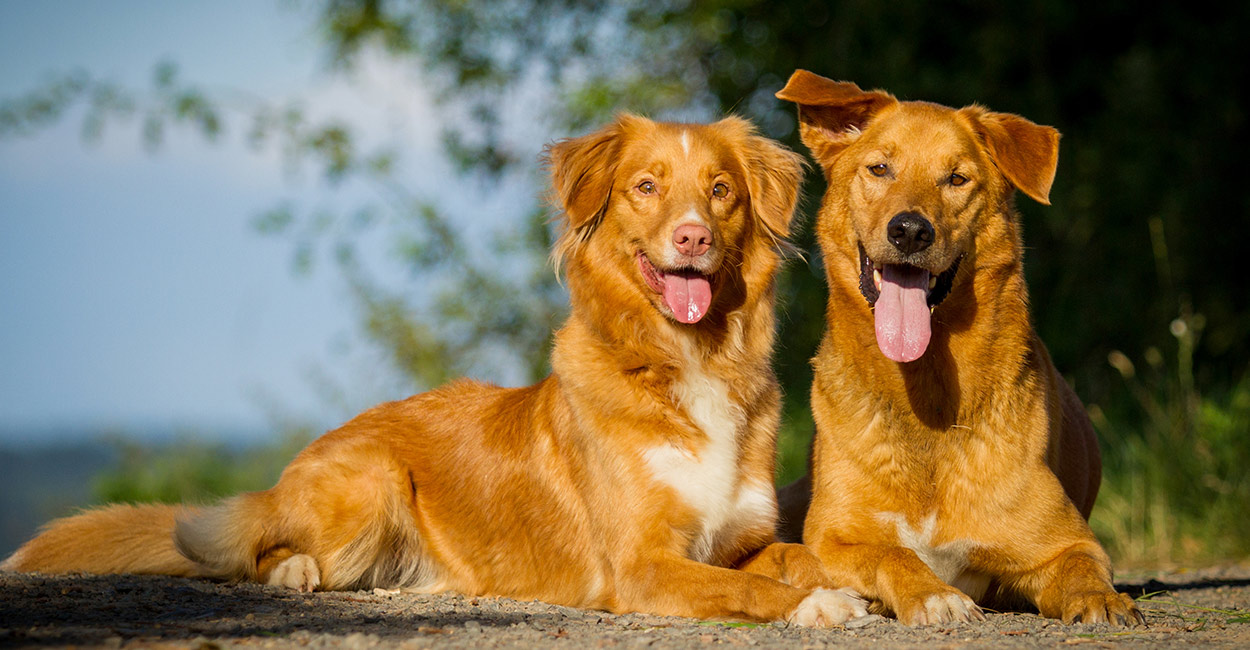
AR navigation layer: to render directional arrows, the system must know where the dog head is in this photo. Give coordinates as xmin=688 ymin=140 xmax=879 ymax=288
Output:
xmin=545 ymin=114 xmax=803 ymax=325
xmin=777 ymin=70 xmax=1059 ymax=362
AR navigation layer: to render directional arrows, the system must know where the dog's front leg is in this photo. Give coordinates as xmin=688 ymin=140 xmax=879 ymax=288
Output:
xmin=812 ymin=539 xmax=984 ymax=625
xmin=616 ymin=553 xmax=866 ymax=626
xmin=981 ymin=475 xmax=1144 ymax=626
xmin=1011 ymin=540 xmax=1145 ymax=626
xmin=736 ymin=541 xmax=840 ymax=591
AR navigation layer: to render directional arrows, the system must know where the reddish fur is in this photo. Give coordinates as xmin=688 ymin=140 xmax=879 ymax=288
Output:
xmin=3 ymin=114 xmax=864 ymax=625
xmin=774 ymin=70 xmax=1143 ymax=626
xmin=1 ymin=504 xmax=203 ymax=577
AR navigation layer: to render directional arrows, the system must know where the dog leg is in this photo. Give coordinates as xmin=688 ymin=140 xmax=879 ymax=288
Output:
xmin=814 ymin=541 xmax=984 ymax=625
xmin=619 ymin=553 xmax=866 ymax=626
xmin=1016 ymin=542 xmax=1145 ymax=626
xmin=738 ymin=543 xmax=866 ymax=624
xmin=737 ymin=542 xmax=838 ymax=590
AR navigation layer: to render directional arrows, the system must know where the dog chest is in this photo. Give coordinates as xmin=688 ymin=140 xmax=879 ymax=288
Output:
xmin=643 ymin=364 xmax=768 ymax=562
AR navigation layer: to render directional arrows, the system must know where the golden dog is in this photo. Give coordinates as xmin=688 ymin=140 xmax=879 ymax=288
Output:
xmin=4 ymin=114 xmax=867 ymax=626
xmin=773 ymin=70 xmax=1144 ymax=626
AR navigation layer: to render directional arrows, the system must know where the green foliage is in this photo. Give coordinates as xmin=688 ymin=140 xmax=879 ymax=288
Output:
xmin=91 ymin=429 xmax=312 ymax=505
xmin=1091 ymin=312 xmax=1250 ymax=566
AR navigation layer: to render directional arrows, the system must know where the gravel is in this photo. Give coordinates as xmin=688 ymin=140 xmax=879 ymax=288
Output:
xmin=2 ymin=566 xmax=1248 ymax=648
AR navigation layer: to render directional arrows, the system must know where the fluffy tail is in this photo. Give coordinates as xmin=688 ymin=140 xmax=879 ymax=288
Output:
xmin=1 ymin=503 xmax=207 ymax=577
xmin=173 ymin=491 xmax=276 ymax=582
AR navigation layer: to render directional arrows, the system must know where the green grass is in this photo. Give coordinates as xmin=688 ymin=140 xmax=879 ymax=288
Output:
xmin=1133 ymin=594 xmax=1250 ymax=629
xmin=1089 ymin=311 xmax=1250 ymax=567
xmin=91 ymin=428 xmax=310 ymax=505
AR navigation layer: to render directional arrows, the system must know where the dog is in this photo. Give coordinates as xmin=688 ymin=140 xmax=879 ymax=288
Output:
xmin=772 ymin=70 xmax=1144 ymax=626
xmin=3 ymin=113 xmax=867 ymax=626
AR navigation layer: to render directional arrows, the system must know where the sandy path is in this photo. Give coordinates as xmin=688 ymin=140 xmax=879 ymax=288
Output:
xmin=2 ymin=566 xmax=1248 ymax=648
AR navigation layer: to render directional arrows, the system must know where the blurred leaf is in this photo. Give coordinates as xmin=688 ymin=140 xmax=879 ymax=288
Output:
xmin=252 ymin=204 xmax=295 ymax=235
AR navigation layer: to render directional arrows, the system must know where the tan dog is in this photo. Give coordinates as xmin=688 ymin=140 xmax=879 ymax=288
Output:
xmin=3 ymin=114 xmax=867 ymax=626
xmin=773 ymin=70 xmax=1144 ymax=626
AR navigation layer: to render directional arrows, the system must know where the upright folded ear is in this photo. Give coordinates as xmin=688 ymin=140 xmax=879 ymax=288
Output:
xmin=964 ymin=107 xmax=1061 ymax=205
xmin=775 ymin=69 xmax=896 ymax=166
xmin=543 ymin=115 xmax=631 ymax=268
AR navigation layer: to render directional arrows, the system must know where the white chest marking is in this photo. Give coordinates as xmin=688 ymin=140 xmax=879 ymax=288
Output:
xmin=876 ymin=511 xmax=987 ymax=598
xmin=645 ymin=359 xmax=767 ymax=562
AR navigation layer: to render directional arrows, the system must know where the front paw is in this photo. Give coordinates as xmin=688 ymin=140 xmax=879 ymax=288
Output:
xmin=896 ymin=587 xmax=985 ymax=625
xmin=787 ymin=588 xmax=869 ymax=627
xmin=1062 ymin=591 xmax=1146 ymax=626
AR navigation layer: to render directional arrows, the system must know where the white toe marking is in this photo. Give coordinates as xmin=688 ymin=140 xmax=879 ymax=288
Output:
xmin=788 ymin=588 xmax=869 ymax=627
xmin=268 ymin=554 xmax=321 ymax=592
xmin=920 ymin=592 xmax=980 ymax=623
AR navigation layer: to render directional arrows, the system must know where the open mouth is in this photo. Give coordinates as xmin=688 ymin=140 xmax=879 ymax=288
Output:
xmin=858 ymin=244 xmax=962 ymax=363
xmin=637 ymin=251 xmax=712 ymax=324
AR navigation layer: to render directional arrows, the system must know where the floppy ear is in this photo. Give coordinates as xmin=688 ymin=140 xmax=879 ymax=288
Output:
xmin=775 ymin=69 xmax=896 ymax=165
xmin=544 ymin=118 xmax=625 ymax=228
xmin=711 ymin=116 xmax=804 ymax=247
xmin=740 ymin=127 xmax=806 ymax=246
xmin=543 ymin=116 xmax=629 ymax=269
xmin=965 ymin=107 xmax=1061 ymax=205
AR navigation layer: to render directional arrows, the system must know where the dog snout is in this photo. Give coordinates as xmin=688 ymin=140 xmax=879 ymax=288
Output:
xmin=673 ymin=224 xmax=713 ymax=257
xmin=887 ymin=212 xmax=935 ymax=256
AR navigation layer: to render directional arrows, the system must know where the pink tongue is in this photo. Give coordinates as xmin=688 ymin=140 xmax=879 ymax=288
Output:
xmin=874 ymin=265 xmax=932 ymax=363
xmin=663 ymin=272 xmax=712 ymax=324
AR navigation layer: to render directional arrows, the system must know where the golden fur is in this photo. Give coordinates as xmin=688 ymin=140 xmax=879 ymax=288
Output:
xmin=773 ymin=70 xmax=1144 ymax=626
xmin=3 ymin=114 xmax=867 ymax=626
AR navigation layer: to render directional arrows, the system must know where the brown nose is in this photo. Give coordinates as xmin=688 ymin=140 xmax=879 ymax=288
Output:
xmin=673 ymin=224 xmax=712 ymax=257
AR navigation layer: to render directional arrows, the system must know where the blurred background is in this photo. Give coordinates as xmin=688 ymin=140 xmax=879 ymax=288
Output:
xmin=1 ymin=0 xmax=1246 ymax=569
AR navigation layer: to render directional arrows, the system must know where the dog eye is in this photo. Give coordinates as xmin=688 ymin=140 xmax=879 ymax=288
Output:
xmin=868 ymin=163 xmax=890 ymax=177
xmin=637 ymin=180 xmax=657 ymax=195
xmin=711 ymin=182 xmax=729 ymax=198
xmin=949 ymin=173 xmax=968 ymax=187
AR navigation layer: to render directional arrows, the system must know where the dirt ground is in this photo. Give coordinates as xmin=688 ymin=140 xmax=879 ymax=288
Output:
xmin=2 ymin=566 xmax=1248 ymax=649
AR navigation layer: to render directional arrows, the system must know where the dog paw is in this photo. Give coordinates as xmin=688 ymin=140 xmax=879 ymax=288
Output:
xmin=898 ymin=589 xmax=985 ymax=625
xmin=787 ymin=587 xmax=869 ymax=627
xmin=1062 ymin=591 xmax=1146 ymax=626
xmin=267 ymin=553 xmax=321 ymax=592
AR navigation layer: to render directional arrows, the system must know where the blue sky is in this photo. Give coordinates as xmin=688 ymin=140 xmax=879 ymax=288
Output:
xmin=0 ymin=2 xmax=545 ymax=445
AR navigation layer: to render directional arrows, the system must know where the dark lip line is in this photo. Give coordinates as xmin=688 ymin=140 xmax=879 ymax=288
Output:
xmin=857 ymin=243 xmax=963 ymax=308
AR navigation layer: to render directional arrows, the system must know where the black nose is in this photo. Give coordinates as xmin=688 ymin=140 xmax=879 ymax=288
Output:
xmin=887 ymin=212 xmax=935 ymax=255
